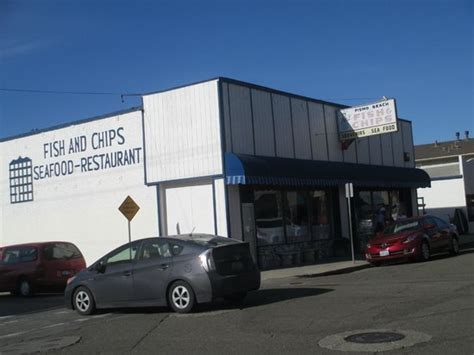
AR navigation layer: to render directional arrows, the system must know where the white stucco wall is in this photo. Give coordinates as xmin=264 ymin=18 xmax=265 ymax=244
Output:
xmin=0 ymin=110 xmax=158 ymax=265
xmin=417 ymin=178 xmax=467 ymax=222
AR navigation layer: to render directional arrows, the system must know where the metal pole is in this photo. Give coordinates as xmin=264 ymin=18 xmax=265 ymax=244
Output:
xmin=128 ymin=220 xmax=132 ymax=260
xmin=347 ymin=196 xmax=355 ymax=264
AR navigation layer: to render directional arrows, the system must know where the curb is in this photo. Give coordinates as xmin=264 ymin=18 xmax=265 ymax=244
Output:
xmin=297 ymin=263 xmax=371 ymax=278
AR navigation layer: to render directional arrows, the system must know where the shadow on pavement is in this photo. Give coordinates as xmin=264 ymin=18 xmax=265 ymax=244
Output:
xmin=192 ymin=287 xmax=334 ymax=313
xmin=105 ymin=287 xmax=333 ymax=315
xmin=239 ymin=287 xmax=332 ymax=309
xmin=459 ymin=242 xmax=474 ymax=251
xmin=0 ymin=293 xmax=65 ymax=317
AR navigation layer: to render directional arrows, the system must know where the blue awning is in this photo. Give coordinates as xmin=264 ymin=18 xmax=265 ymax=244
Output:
xmin=225 ymin=153 xmax=431 ymax=188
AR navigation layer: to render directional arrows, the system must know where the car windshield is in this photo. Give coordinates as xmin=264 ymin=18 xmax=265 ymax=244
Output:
xmin=383 ymin=220 xmax=421 ymax=235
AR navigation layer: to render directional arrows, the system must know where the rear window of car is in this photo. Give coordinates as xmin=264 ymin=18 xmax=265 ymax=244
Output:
xmin=1 ymin=246 xmax=38 ymax=264
xmin=43 ymin=243 xmax=82 ymax=260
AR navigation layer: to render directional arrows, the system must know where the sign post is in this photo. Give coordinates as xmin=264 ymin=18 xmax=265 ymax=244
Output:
xmin=345 ymin=183 xmax=355 ymax=264
xmin=118 ymin=196 xmax=140 ymax=260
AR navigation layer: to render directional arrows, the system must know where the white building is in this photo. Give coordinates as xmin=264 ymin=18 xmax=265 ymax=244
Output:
xmin=416 ymin=132 xmax=474 ymax=233
xmin=1 ymin=78 xmax=430 ymax=268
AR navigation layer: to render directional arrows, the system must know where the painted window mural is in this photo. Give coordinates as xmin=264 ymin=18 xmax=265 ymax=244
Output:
xmin=9 ymin=157 xmax=34 ymax=204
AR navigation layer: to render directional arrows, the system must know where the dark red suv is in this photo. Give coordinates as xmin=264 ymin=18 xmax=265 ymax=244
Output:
xmin=0 ymin=242 xmax=86 ymax=296
xmin=365 ymin=215 xmax=460 ymax=266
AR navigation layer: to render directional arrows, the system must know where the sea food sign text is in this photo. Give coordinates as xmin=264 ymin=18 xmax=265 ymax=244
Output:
xmin=337 ymin=99 xmax=398 ymax=140
xmin=34 ymin=127 xmax=142 ymax=180
xmin=9 ymin=125 xmax=143 ymax=204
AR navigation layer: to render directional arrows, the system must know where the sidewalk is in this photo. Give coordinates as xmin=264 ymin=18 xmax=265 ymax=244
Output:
xmin=261 ymin=232 xmax=474 ymax=281
xmin=261 ymin=259 xmax=369 ymax=281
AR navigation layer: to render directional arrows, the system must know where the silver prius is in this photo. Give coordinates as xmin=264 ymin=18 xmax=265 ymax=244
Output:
xmin=65 ymin=235 xmax=260 ymax=315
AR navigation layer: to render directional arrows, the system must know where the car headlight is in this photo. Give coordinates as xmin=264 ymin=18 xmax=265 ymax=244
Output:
xmin=403 ymin=235 xmax=417 ymax=244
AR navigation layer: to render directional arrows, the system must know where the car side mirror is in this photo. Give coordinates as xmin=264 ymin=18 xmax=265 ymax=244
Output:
xmin=94 ymin=261 xmax=106 ymax=273
xmin=424 ymin=223 xmax=435 ymax=230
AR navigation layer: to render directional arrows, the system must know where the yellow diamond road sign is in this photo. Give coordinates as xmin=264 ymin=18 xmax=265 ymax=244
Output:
xmin=119 ymin=196 xmax=140 ymax=222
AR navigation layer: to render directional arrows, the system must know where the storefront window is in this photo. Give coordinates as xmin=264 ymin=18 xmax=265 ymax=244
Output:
xmin=254 ymin=190 xmax=285 ymax=245
xmin=310 ymin=190 xmax=331 ymax=240
xmin=372 ymin=191 xmax=390 ymax=232
xmin=284 ymin=191 xmax=310 ymax=242
xmin=356 ymin=191 xmax=374 ymax=238
xmin=356 ymin=190 xmax=409 ymax=242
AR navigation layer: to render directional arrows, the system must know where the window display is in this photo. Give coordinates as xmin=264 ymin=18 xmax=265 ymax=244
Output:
xmin=254 ymin=190 xmax=285 ymax=245
xmin=284 ymin=191 xmax=310 ymax=242
xmin=310 ymin=190 xmax=331 ymax=240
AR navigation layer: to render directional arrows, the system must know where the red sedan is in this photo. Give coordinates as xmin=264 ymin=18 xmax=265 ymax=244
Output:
xmin=365 ymin=215 xmax=460 ymax=266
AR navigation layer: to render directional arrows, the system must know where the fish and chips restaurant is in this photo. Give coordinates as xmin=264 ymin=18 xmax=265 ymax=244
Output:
xmin=0 ymin=78 xmax=430 ymax=269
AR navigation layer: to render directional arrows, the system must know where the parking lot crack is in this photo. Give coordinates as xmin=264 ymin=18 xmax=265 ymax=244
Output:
xmin=130 ymin=314 xmax=169 ymax=351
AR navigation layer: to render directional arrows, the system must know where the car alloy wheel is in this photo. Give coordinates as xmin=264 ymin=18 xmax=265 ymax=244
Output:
xmin=420 ymin=241 xmax=430 ymax=261
xmin=18 ymin=279 xmax=32 ymax=297
xmin=73 ymin=287 xmax=95 ymax=315
xmin=450 ymin=237 xmax=460 ymax=255
xmin=169 ymin=281 xmax=195 ymax=313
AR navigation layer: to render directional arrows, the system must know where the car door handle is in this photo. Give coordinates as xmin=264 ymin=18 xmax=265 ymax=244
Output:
xmin=158 ymin=264 xmax=169 ymax=270
xmin=123 ymin=271 xmax=132 ymax=276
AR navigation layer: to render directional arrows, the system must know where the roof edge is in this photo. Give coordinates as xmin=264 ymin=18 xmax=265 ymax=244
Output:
xmin=0 ymin=106 xmax=142 ymax=143
xmin=143 ymin=76 xmax=413 ymax=123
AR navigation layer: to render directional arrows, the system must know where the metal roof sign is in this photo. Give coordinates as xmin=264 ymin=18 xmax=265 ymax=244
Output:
xmin=337 ymin=99 xmax=398 ymax=140
xmin=118 ymin=195 xmax=140 ymax=221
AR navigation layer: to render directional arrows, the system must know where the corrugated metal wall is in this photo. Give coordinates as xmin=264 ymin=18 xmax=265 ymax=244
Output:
xmin=143 ymin=80 xmax=222 ymax=183
xmin=220 ymin=79 xmax=416 ymax=167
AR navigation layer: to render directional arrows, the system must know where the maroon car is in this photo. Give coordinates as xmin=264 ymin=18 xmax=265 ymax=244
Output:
xmin=0 ymin=241 xmax=86 ymax=296
xmin=365 ymin=215 xmax=460 ymax=266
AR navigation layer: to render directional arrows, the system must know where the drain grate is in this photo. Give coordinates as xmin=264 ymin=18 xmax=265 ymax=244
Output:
xmin=345 ymin=331 xmax=405 ymax=344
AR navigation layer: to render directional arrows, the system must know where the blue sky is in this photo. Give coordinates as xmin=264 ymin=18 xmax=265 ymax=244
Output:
xmin=0 ymin=0 xmax=472 ymax=144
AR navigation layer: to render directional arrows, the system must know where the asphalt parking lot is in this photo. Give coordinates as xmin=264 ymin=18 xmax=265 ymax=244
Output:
xmin=1 ymin=243 xmax=473 ymax=354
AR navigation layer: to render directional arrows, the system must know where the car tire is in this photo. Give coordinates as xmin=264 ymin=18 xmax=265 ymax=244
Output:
xmin=224 ymin=291 xmax=247 ymax=304
xmin=73 ymin=286 xmax=96 ymax=316
xmin=419 ymin=241 xmax=430 ymax=262
xmin=370 ymin=262 xmax=382 ymax=267
xmin=17 ymin=278 xmax=33 ymax=297
xmin=449 ymin=236 xmax=460 ymax=256
xmin=168 ymin=281 xmax=195 ymax=314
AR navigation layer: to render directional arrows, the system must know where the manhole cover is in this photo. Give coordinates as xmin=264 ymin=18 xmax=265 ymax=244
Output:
xmin=319 ymin=329 xmax=431 ymax=352
xmin=345 ymin=331 xmax=405 ymax=344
